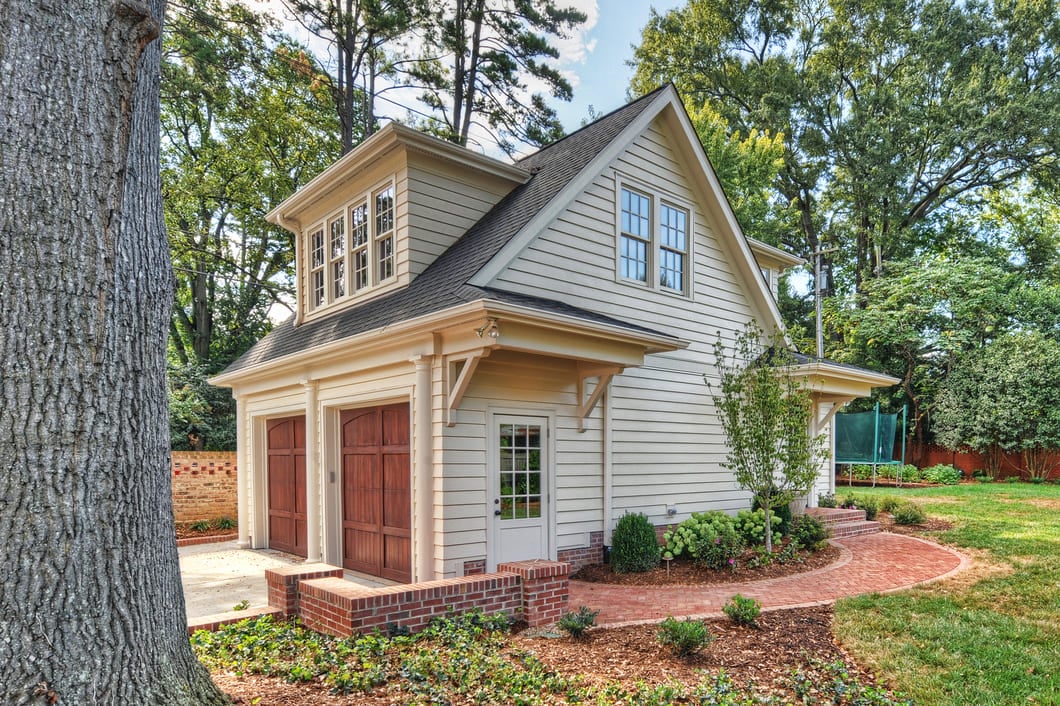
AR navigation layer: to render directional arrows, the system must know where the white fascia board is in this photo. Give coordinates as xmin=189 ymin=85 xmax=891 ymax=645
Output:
xmin=467 ymin=88 xmax=677 ymax=288
xmin=747 ymin=238 xmax=804 ymax=269
xmin=265 ymin=123 xmax=529 ymax=232
xmin=789 ymin=362 xmax=901 ymax=389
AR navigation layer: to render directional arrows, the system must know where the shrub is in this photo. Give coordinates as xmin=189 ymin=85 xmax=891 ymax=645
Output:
xmin=213 ymin=517 xmax=236 ymax=530
xmin=558 ymin=606 xmax=599 ymax=639
xmin=662 ymin=511 xmax=737 ymax=560
xmin=892 ymin=502 xmax=927 ymax=525
xmin=752 ymin=490 xmax=792 ymax=535
xmin=853 ymin=494 xmax=879 ymax=520
xmin=695 ymin=525 xmax=746 ymax=568
xmin=735 ymin=508 xmax=783 ymax=547
xmin=840 ymin=493 xmax=858 ymax=509
xmin=190 ymin=519 xmax=211 ymax=532
xmin=877 ymin=495 xmax=902 ymax=513
xmin=657 ymin=616 xmax=712 ymax=657
xmin=818 ymin=493 xmax=836 ymax=508
xmin=722 ymin=594 xmax=761 ymax=626
xmin=791 ymin=514 xmax=829 ymax=550
xmin=611 ymin=512 xmax=660 ymax=573
xmin=922 ymin=463 xmax=962 ymax=485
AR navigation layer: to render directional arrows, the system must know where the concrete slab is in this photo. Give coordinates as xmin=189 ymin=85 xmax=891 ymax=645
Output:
xmin=179 ymin=541 xmax=395 ymax=621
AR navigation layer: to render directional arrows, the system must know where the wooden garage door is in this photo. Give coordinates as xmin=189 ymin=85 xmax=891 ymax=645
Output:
xmin=267 ymin=415 xmax=307 ymax=557
xmin=340 ymin=404 xmax=411 ymax=582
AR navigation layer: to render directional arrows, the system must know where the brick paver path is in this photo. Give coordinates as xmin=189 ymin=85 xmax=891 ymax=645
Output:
xmin=570 ymin=533 xmax=966 ymax=627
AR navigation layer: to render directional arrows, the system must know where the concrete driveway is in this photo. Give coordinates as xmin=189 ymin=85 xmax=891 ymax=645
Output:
xmin=179 ymin=541 xmax=391 ymax=622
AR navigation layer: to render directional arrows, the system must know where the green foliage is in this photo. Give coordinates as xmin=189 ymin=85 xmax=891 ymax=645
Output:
xmin=610 ymin=512 xmax=660 ymax=573
xmin=657 ymin=616 xmax=712 ymax=657
xmin=710 ymin=326 xmax=828 ymax=552
xmin=213 ymin=517 xmax=237 ymax=530
xmin=934 ymin=333 xmax=1060 ymax=481
xmin=411 ymin=0 xmax=587 ymax=154
xmin=232 ymin=600 xmax=250 ymax=611
xmin=847 ymin=464 xmax=922 ymax=482
xmin=857 ymin=495 xmax=879 ymax=521
xmin=835 ymin=484 xmax=1060 ymax=705
xmin=791 ymin=514 xmax=829 ymax=551
xmin=751 ymin=491 xmax=792 ymax=534
xmin=558 ymin=606 xmax=599 ymax=639
xmin=876 ymin=495 xmax=902 ymax=514
xmin=892 ymin=502 xmax=927 ymax=525
xmin=792 ymin=660 xmax=914 ymax=706
xmin=190 ymin=519 xmax=212 ymax=532
xmin=921 ymin=464 xmax=962 ymax=486
xmin=735 ymin=508 xmax=783 ymax=547
xmin=818 ymin=493 xmax=837 ymax=508
xmin=168 ymin=362 xmax=236 ymax=451
xmin=662 ymin=511 xmax=745 ymax=569
xmin=722 ymin=594 xmax=761 ymax=627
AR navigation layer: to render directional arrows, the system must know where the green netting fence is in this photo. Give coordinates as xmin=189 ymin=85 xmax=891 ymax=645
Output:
xmin=834 ymin=403 xmax=907 ymax=485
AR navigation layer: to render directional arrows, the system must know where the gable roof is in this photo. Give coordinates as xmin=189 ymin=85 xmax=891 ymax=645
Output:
xmin=218 ymin=86 xmax=673 ymax=376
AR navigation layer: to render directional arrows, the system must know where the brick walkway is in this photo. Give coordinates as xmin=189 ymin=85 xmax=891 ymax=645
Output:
xmin=569 ymin=533 xmax=967 ymax=627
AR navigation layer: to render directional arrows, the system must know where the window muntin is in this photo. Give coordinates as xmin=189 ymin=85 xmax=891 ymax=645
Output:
xmin=328 ymin=215 xmax=346 ymax=300
xmin=304 ymin=180 xmax=398 ymax=314
xmin=659 ymin=203 xmax=687 ymax=292
xmin=375 ymin=185 xmax=395 ymax=281
xmin=617 ymin=181 xmax=692 ymax=295
xmin=309 ymin=227 xmax=325 ymax=308
xmin=620 ymin=187 xmax=650 ymax=283
xmin=350 ymin=202 xmax=369 ymax=291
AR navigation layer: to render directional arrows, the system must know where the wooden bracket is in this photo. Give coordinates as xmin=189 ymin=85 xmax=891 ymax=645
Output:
xmin=446 ymin=350 xmax=491 ymax=427
xmin=577 ymin=365 xmax=622 ymax=432
xmin=811 ymin=396 xmax=854 ymax=437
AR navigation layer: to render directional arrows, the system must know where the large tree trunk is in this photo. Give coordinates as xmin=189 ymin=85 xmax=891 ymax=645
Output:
xmin=0 ymin=2 xmax=229 ymax=703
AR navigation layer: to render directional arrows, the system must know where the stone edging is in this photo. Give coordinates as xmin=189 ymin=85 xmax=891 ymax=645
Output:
xmin=176 ymin=533 xmax=238 ymax=547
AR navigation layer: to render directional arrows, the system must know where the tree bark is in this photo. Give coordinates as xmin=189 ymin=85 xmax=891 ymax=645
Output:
xmin=0 ymin=1 xmax=229 ymax=703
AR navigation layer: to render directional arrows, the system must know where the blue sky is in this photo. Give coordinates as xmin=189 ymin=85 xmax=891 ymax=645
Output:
xmin=552 ymin=0 xmax=685 ymax=132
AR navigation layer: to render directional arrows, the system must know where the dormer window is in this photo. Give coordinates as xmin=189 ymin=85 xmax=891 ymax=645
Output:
xmin=304 ymin=179 xmax=398 ymax=313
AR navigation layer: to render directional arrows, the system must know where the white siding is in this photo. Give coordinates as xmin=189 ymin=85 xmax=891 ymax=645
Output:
xmin=489 ymin=116 xmax=763 ymax=531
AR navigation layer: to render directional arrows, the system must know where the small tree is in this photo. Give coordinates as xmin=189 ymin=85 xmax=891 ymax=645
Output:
xmin=709 ymin=325 xmax=827 ymax=552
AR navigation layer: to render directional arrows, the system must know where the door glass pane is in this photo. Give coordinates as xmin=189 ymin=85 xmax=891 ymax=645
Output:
xmin=497 ymin=422 xmax=542 ymax=522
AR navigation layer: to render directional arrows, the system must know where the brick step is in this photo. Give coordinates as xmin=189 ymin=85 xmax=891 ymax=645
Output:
xmin=828 ymin=520 xmax=881 ymax=538
xmin=804 ymin=507 xmax=867 ymax=526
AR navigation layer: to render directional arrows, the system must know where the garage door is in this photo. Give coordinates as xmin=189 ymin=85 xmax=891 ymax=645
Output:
xmin=340 ymin=403 xmax=411 ymax=582
xmin=267 ymin=415 xmax=307 ymax=557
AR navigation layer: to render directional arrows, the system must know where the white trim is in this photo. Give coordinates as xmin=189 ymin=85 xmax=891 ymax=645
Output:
xmin=485 ymin=407 xmax=557 ymax=572
xmin=469 ymin=89 xmax=675 ymax=288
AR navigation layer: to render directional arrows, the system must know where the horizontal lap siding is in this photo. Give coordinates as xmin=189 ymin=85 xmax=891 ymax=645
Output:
xmin=440 ymin=352 xmax=602 ymax=570
xmin=406 ymin=164 xmax=511 ymax=278
xmin=489 ymin=118 xmax=759 ymax=530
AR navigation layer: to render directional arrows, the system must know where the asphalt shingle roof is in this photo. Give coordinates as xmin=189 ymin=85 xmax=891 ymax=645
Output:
xmin=221 ymin=87 xmax=672 ymax=376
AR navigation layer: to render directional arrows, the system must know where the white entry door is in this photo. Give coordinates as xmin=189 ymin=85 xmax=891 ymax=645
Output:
xmin=488 ymin=416 xmax=549 ymax=570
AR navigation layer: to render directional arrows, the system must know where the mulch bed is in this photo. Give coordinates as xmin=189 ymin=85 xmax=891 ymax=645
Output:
xmin=571 ymin=543 xmax=841 ymax=586
xmin=211 ymin=605 xmax=875 ymax=704
xmin=878 ymin=515 xmax=953 ymax=535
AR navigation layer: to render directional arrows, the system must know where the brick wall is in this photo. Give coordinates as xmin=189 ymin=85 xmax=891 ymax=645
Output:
xmin=171 ymin=451 xmax=238 ymax=522
xmin=557 ymin=531 xmax=604 ymax=572
xmin=266 ymin=560 xmax=570 ymax=638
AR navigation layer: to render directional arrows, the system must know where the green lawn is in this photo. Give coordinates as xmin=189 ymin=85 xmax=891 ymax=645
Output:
xmin=833 ymin=483 xmax=1060 ymax=706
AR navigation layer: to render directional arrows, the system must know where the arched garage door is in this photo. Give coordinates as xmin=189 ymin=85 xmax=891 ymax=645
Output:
xmin=267 ymin=415 xmax=307 ymax=557
xmin=340 ymin=404 xmax=411 ymax=582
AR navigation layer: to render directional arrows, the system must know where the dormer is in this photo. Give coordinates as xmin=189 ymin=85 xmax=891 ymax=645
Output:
xmin=267 ymin=123 xmax=530 ymax=324
xmin=747 ymin=238 xmax=803 ymax=300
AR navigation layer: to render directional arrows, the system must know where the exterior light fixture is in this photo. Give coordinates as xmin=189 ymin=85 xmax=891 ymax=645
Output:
xmin=475 ymin=318 xmax=500 ymax=339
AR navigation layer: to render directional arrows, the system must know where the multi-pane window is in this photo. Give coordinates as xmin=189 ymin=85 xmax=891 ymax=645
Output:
xmin=375 ymin=186 xmax=395 ymax=281
xmin=498 ymin=423 xmax=542 ymax=520
xmin=329 ymin=215 xmax=345 ymax=300
xmin=309 ymin=227 xmax=325 ymax=308
xmin=350 ymin=202 xmax=369 ymax=291
xmin=659 ymin=204 xmax=687 ymax=292
xmin=304 ymin=180 xmax=398 ymax=313
xmin=620 ymin=187 xmax=650 ymax=282
xmin=617 ymin=183 xmax=691 ymax=295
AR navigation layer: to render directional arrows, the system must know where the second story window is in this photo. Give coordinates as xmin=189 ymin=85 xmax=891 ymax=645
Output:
xmin=304 ymin=179 xmax=398 ymax=313
xmin=375 ymin=185 xmax=395 ymax=281
xmin=616 ymin=181 xmax=692 ymax=296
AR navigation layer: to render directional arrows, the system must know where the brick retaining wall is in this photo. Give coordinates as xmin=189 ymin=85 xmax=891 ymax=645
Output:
xmin=265 ymin=560 xmax=570 ymax=638
xmin=171 ymin=451 xmax=237 ymax=522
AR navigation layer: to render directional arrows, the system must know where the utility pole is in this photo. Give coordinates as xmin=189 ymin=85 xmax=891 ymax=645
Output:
xmin=813 ymin=247 xmax=837 ymax=359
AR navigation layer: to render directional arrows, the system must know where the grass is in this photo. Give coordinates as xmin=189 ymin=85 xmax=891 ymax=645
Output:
xmin=833 ymin=483 xmax=1060 ymax=706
